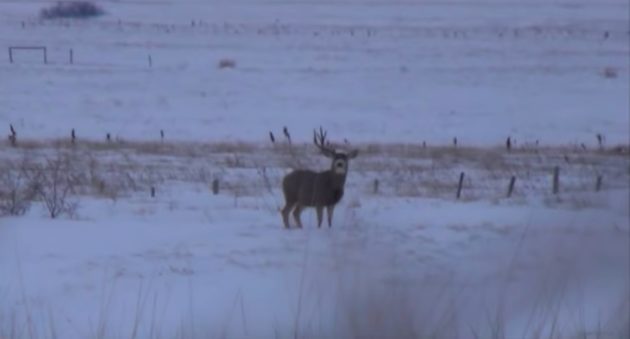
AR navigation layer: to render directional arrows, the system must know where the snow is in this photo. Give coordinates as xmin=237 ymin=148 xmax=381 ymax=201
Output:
xmin=1 ymin=143 xmax=628 ymax=338
xmin=1 ymin=0 xmax=629 ymax=338
xmin=1 ymin=0 xmax=628 ymax=145
xmin=2 ymin=186 xmax=628 ymax=338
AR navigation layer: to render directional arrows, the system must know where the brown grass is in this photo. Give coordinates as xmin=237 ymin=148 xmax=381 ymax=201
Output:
xmin=1 ymin=138 xmax=628 ymax=212
xmin=3 ymin=137 xmax=628 ymax=160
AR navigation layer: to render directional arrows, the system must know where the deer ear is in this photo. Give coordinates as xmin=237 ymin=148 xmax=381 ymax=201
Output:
xmin=347 ymin=149 xmax=359 ymax=159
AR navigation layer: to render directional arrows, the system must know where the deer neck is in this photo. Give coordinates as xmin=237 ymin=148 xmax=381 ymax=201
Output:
xmin=325 ymin=170 xmax=347 ymax=188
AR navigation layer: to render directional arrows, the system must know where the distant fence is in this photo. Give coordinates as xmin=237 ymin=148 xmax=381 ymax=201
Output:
xmin=8 ymin=46 xmax=47 ymax=64
xmin=7 ymin=46 xmax=152 ymax=67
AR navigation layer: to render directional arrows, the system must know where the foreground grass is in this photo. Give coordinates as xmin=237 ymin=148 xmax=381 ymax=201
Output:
xmin=2 ymin=219 xmax=628 ymax=339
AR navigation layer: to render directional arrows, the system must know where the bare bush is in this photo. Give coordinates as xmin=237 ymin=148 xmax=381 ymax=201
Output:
xmin=255 ymin=166 xmax=275 ymax=195
xmin=32 ymin=154 xmax=79 ymax=219
xmin=40 ymin=1 xmax=105 ymax=19
xmin=0 ymin=166 xmax=37 ymax=216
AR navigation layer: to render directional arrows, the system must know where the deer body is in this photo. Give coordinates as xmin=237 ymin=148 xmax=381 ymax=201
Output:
xmin=281 ymin=128 xmax=358 ymax=228
xmin=283 ymin=169 xmax=346 ymax=206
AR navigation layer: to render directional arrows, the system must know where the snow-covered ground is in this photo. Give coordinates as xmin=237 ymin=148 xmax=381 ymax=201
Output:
xmin=1 ymin=0 xmax=629 ymax=338
xmin=1 ymin=0 xmax=628 ymax=145
xmin=1 ymin=141 xmax=628 ymax=338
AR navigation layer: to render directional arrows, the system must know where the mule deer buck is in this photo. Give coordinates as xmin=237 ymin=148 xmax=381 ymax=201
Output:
xmin=281 ymin=127 xmax=359 ymax=228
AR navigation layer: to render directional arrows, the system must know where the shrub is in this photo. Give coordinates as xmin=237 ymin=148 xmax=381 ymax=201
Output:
xmin=30 ymin=154 xmax=79 ymax=219
xmin=218 ymin=58 xmax=236 ymax=69
xmin=602 ymin=67 xmax=618 ymax=79
xmin=40 ymin=1 xmax=105 ymax=20
xmin=0 ymin=169 xmax=36 ymax=216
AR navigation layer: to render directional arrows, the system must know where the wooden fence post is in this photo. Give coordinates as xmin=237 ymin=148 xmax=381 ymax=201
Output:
xmin=9 ymin=124 xmax=16 ymax=146
xmin=456 ymin=172 xmax=465 ymax=199
xmin=212 ymin=179 xmax=219 ymax=195
xmin=595 ymin=175 xmax=603 ymax=192
xmin=552 ymin=166 xmax=560 ymax=194
xmin=507 ymin=176 xmax=516 ymax=198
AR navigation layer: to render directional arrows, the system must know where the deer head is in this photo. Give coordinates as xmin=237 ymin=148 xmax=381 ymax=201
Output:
xmin=312 ymin=126 xmax=358 ymax=175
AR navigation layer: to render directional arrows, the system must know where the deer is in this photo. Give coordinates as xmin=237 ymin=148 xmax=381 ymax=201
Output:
xmin=281 ymin=127 xmax=359 ymax=229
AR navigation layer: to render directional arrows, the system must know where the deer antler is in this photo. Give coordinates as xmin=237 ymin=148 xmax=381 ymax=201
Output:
xmin=313 ymin=127 xmax=335 ymax=157
xmin=313 ymin=126 xmax=325 ymax=145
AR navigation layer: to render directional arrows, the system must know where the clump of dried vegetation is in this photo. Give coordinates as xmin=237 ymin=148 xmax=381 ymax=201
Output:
xmin=1 ymin=153 xmax=79 ymax=218
xmin=1 ymin=136 xmax=628 ymax=218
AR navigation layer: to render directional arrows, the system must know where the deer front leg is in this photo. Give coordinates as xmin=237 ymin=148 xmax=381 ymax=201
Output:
xmin=326 ymin=205 xmax=334 ymax=227
xmin=293 ymin=204 xmax=304 ymax=228
xmin=316 ymin=206 xmax=324 ymax=228
xmin=281 ymin=203 xmax=295 ymax=228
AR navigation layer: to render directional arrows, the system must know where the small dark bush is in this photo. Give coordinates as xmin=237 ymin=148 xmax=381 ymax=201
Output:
xmin=218 ymin=58 xmax=236 ymax=69
xmin=602 ymin=67 xmax=618 ymax=79
xmin=40 ymin=1 xmax=105 ymax=20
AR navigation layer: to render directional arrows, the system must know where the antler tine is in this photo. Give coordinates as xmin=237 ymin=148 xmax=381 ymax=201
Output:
xmin=312 ymin=127 xmax=323 ymax=144
xmin=313 ymin=126 xmax=335 ymax=156
xmin=313 ymin=126 xmax=323 ymax=146
xmin=319 ymin=126 xmax=327 ymax=143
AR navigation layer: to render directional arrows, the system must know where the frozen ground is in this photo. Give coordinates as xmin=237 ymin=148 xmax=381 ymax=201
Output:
xmin=1 ymin=0 xmax=629 ymax=338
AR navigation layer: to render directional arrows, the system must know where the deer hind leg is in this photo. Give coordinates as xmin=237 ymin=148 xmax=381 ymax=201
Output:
xmin=326 ymin=205 xmax=334 ymax=227
xmin=281 ymin=202 xmax=295 ymax=228
xmin=316 ymin=206 xmax=324 ymax=228
xmin=292 ymin=203 xmax=304 ymax=228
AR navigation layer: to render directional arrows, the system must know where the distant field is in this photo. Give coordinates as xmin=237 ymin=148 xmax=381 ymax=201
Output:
xmin=1 ymin=0 xmax=628 ymax=144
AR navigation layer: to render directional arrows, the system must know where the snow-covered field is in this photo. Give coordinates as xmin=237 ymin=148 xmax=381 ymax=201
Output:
xmin=1 ymin=0 xmax=628 ymax=144
xmin=1 ymin=0 xmax=629 ymax=338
